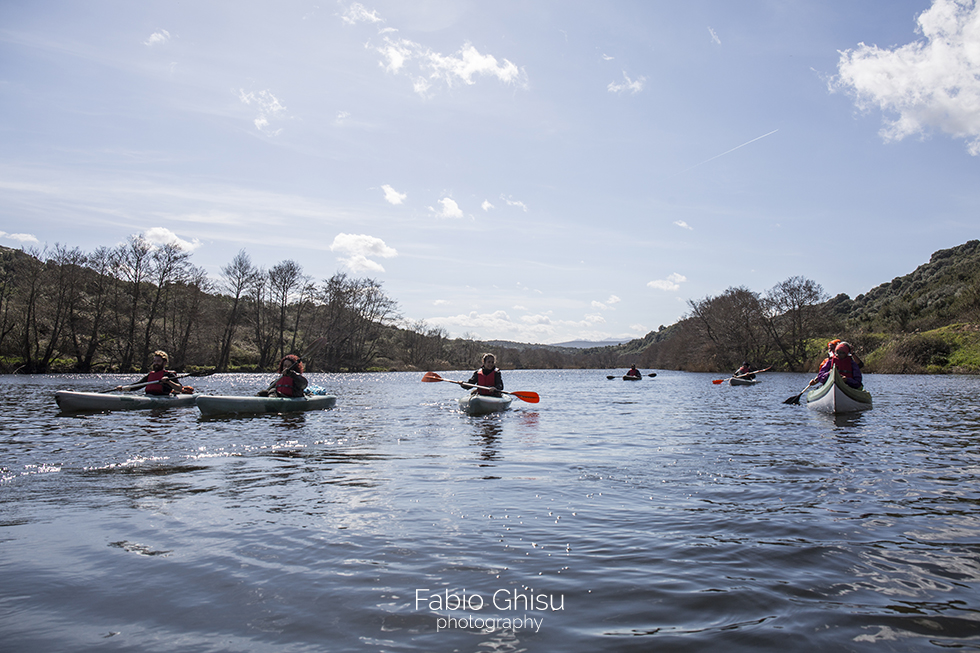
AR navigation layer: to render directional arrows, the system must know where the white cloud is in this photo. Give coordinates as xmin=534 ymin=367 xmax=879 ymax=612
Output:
xmin=329 ymin=233 xmax=397 ymax=272
xmin=606 ymin=295 xmax=621 ymax=305
xmin=433 ymin=299 xmax=451 ymax=306
xmin=601 ymin=54 xmax=615 ymax=61
xmin=591 ymin=300 xmax=607 ymax=310
xmin=429 ymin=197 xmax=464 ymax=218
xmin=708 ymin=27 xmax=721 ymax=45
xmin=144 ymin=30 xmax=170 ymax=46
xmin=584 ymin=313 xmax=606 ymax=324
xmin=647 ymin=272 xmax=687 ymax=291
xmin=239 ymin=89 xmax=287 ymax=136
xmin=381 ymin=184 xmax=407 ymax=205
xmin=367 ymin=29 xmax=528 ymax=97
xmin=674 ymin=220 xmax=693 ymax=230
xmin=502 ymin=195 xmax=528 ymax=211
xmin=481 ymin=199 xmax=494 ymax=211
xmin=608 ymin=71 xmax=646 ymax=94
xmin=342 ymin=3 xmax=383 ymax=25
xmin=521 ymin=314 xmax=552 ymax=325
xmin=142 ymin=227 xmax=201 ymax=251
xmin=0 ymin=231 xmax=39 ymax=244
xmin=832 ymin=0 xmax=980 ymax=155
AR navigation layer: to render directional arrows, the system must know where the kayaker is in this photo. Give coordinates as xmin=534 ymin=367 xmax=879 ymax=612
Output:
xmin=734 ymin=362 xmax=755 ymax=379
xmin=116 ymin=350 xmax=190 ymax=395
xmin=272 ymin=354 xmax=309 ymax=398
xmin=463 ymin=353 xmax=503 ymax=397
xmin=810 ymin=342 xmax=863 ymax=389
xmin=626 ymin=365 xmax=641 ymax=379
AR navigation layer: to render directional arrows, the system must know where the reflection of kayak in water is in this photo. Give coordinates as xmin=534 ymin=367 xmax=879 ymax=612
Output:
xmin=55 ymin=390 xmax=199 ymax=412
xmin=806 ymin=368 xmax=872 ymax=414
xmin=458 ymin=394 xmax=514 ymax=415
xmin=197 ymin=394 xmax=337 ymax=417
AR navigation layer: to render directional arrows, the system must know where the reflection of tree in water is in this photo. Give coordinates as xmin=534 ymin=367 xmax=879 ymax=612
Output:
xmin=474 ymin=421 xmax=502 ymax=463
xmin=274 ymin=413 xmax=307 ymax=430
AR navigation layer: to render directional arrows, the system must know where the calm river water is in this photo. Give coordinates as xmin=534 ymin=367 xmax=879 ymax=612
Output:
xmin=2 ymin=369 xmax=980 ymax=652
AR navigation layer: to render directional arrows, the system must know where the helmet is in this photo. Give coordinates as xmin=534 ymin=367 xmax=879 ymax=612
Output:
xmin=827 ymin=339 xmax=841 ymax=350
xmin=834 ymin=342 xmax=851 ymax=356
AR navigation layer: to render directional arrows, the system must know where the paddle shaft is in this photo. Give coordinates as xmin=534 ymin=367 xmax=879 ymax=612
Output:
xmin=115 ymin=371 xmax=206 ymax=392
xmin=422 ymin=372 xmax=538 ymax=403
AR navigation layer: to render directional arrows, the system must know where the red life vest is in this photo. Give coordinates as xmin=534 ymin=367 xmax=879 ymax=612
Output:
xmin=145 ymin=369 xmax=171 ymax=395
xmin=832 ymin=355 xmax=856 ymax=380
xmin=476 ymin=369 xmax=498 ymax=395
xmin=276 ymin=374 xmax=300 ymax=397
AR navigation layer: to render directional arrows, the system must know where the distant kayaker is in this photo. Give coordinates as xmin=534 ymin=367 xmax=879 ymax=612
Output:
xmin=272 ymin=354 xmax=309 ymax=398
xmin=463 ymin=353 xmax=503 ymax=397
xmin=734 ymin=362 xmax=755 ymax=379
xmin=626 ymin=365 xmax=641 ymax=379
xmin=811 ymin=342 xmax=863 ymax=389
xmin=116 ymin=350 xmax=190 ymax=395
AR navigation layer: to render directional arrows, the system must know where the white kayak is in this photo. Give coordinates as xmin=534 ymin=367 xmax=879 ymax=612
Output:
xmin=55 ymin=390 xmax=199 ymax=412
xmin=806 ymin=368 xmax=872 ymax=414
xmin=458 ymin=393 xmax=514 ymax=416
xmin=197 ymin=394 xmax=337 ymax=417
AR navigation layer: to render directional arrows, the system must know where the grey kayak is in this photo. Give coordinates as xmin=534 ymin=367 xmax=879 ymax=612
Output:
xmin=458 ymin=394 xmax=514 ymax=415
xmin=55 ymin=391 xmax=199 ymax=412
xmin=197 ymin=394 xmax=337 ymax=417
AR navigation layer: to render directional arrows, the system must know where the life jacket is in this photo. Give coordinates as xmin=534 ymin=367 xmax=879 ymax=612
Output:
xmin=476 ymin=369 xmax=498 ymax=396
xmin=832 ymin=355 xmax=856 ymax=380
xmin=276 ymin=374 xmax=301 ymax=397
xmin=145 ymin=369 xmax=172 ymax=395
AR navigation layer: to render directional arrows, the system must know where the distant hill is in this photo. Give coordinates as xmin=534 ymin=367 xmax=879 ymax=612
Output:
xmin=551 ymin=338 xmax=632 ymax=349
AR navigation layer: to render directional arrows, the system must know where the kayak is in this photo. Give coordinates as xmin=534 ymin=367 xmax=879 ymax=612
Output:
xmin=623 ymin=375 xmax=642 ymax=381
xmin=197 ymin=394 xmax=337 ymax=417
xmin=458 ymin=393 xmax=514 ymax=415
xmin=806 ymin=368 xmax=872 ymax=414
xmin=729 ymin=377 xmax=758 ymax=386
xmin=55 ymin=390 xmax=199 ymax=412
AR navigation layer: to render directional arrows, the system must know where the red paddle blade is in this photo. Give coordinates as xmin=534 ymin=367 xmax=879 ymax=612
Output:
xmin=421 ymin=372 xmax=443 ymax=383
xmin=712 ymin=379 xmax=724 ymax=384
xmin=512 ymin=391 xmax=539 ymax=403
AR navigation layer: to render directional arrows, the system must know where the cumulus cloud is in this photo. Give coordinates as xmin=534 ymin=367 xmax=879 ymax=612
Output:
xmin=144 ymin=30 xmax=170 ymax=46
xmin=674 ymin=220 xmax=693 ymax=230
xmin=382 ymin=184 xmax=407 ymax=205
xmin=342 ymin=3 xmax=383 ymax=25
xmin=0 ymin=231 xmax=39 ymax=244
xmin=647 ymin=272 xmax=687 ymax=291
xmin=238 ymin=89 xmax=287 ymax=135
xmin=429 ymin=197 xmax=464 ymax=218
xmin=608 ymin=71 xmax=645 ymax=94
xmin=329 ymin=233 xmax=397 ymax=272
xmin=357 ymin=11 xmax=527 ymax=98
xmin=607 ymin=295 xmax=621 ymax=305
xmin=481 ymin=199 xmax=494 ymax=211
xmin=832 ymin=0 xmax=980 ymax=155
xmin=143 ymin=227 xmax=201 ymax=251
xmin=708 ymin=27 xmax=721 ymax=45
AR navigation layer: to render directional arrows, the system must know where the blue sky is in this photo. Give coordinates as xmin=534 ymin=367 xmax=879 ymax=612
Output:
xmin=1 ymin=1 xmax=978 ymax=344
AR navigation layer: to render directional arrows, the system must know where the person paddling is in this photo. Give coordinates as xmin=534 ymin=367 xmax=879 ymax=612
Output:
xmin=809 ymin=341 xmax=864 ymax=390
xmin=116 ymin=350 xmax=191 ymax=395
xmin=271 ymin=354 xmax=309 ymax=398
xmin=462 ymin=353 xmax=503 ymax=397
xmin=734 ymin=361 xmax=756 ymax=380
xmin=625 ymin=365 xmax=641 ymax=379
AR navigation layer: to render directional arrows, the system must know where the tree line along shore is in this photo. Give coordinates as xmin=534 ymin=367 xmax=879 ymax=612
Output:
xmin=1 ymin=239 xmax=979 ymax=376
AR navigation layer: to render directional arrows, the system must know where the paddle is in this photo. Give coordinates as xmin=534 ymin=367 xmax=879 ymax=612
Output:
xmin=421 ymin=372 xmax=540 ymax=403
xmin=257 ymin=337 xmax=329 ymax=397
xmin=608 ymin=372 xmax=657 ymax=379
xmin=712 ymin=365 xmax=772 ymax=384
xmin=108 ymin=369 xmax=214 ymax=393
xmin=783 ymin=381 xmax=815 ymax=405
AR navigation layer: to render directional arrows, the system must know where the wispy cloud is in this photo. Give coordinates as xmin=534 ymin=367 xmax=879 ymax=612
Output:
xmin=708 ymin=27 xmax=721 ymax=45
xmin=0 ymin=231 xmax=39 ymax=244
xmin=381 ymin=184 xmax=406 ymax=205
xmin=501 ymin=195 xmax=528 ymax=211
xmin=341 ymin=3 xmax=383 ymax=25
xmin=647 ymin=272 xmax=687 ymax=291
xmin=329 ymin=233 xmax=397 ymax=272
xmin=144 ymin=30 xmax=170 ymax=46
xmin=831 ymin=0 xmax=980 ymax=155
xmin=429 ymin=197 xmax=464 ymax=218
xmin=608 ymin=71 xmax=645 ymax=94
xmin=674 ymin=220 xmax=693 ymax=230
xmin=143 ymin=226 xmax=201 ymax=251
xmin=238 ymin=89 xmax=288 ymax=135
xmin=481 ymin=199 xmax=494 ymax=211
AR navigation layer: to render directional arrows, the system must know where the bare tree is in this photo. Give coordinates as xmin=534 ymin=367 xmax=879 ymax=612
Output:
xmin=762 ymin=276 xmax=828 ymax=371
xmin=117 ymin=235 xmax=153 ymax=370
xmin=216 ymin=250 xmax=259 ymax=371
xmin=268 ymin=260 xmax=304 ymax=362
